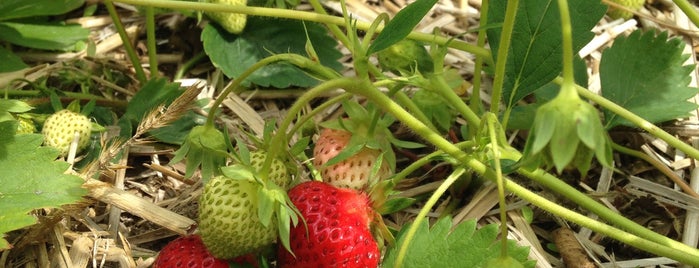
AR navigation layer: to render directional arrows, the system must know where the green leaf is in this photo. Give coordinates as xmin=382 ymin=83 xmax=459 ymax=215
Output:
xmin=382 ymin=217 xmax=535 ymax=268
xmin=367 ymin=0 xmax=438 ymax=54
xmin=487 ymin=0 xmax=605 ymax=107
xmin=0 ymin=99 xmax=32 ymax=121
xmin=0 ymin=121 xmax=87 ymax=250
xmin=0 ymin=46 xmax=28 ymax=73
xmin=412 ymin=89 xmax=455 ymax=133
xmin=289 ymin=136 xmax=310 ymax=157
xmin=202 ymin=17 xmax=342 ymax=88
xmin=0 ymin=0 xmax=84 ymax=21
xmin=0 ymin=22 xmax=89 ymax=51
xmin=600 ymin=30 xmax=698 ymax=128
xmin=324 ymin=136 xmax=365 ymax=167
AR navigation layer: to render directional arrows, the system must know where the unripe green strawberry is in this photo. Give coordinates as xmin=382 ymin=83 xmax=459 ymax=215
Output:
xmin=16 ymin=117 xmax=36 ymax=134
xmin=199 ymin=176 xmax=276 ymax=259
xmin=249 ymin=150 xmax=289 ymax=189
xmin=607 ymin=0 xmax=645 ymax=19
xmin=199 ymin=151 xmax=290 ymax=259
xmin=204 ymin=0 xmax=247 ymax=34
xmin=42 ymin=109 xmax=91 ymax=157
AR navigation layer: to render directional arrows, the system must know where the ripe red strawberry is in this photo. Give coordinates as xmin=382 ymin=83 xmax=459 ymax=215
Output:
xmin=313 ymin=128 xmax=390 ymax=190
xmin=277 ymin=181 xmax=380 ymax=268
xmin=153 ymin=235 xmax=228 ymax=268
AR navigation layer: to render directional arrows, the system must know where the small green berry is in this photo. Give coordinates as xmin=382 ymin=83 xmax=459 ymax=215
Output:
xmin=42 ymin=110 xmax=92 ymax=157
xmin=16 ymin=117 xmax=36 ymax=134
xmin=204 ymin=0 xmax=248 ymax=34
xmin=608 ymin=0 xmax=645 ymax=20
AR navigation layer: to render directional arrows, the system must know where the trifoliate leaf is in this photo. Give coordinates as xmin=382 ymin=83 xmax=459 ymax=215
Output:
xmin=383 ymin=217 xmax=535 ymax=268
xmin=601 ymin=30 xmax=698 ymax=128
xmin=202 ymin=17 xmax=342 ymax=88
xmin=0 ymin=121 xmax=87 ymax=250
xmin=487 ymin=0 xmax=606 ymax=107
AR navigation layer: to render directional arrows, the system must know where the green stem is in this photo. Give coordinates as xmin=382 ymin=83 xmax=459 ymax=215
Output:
xmin=306 ymin=0 xmax=351 ymax=48
xmin=286 ymin=93 xmax=353 ymax=137
xmin=673 ymin=0 xmax=699 ymax=29
xmin=394 ymin=167 xmax=466 ymax=268
xmin=390 ymin=141 xmax=475 ymax=185
xmin=564 ymin=78 xmax=699 ymax=161
xmin=391 ymin=88 xmax=439 ymax=133
xmin=348 ymin=81 xmax=699 ymax=265
xmin=429 ymin=73 xmax=481 ymax=129
xmin=174 ymin=51 xmax=207 ymax=80
xmin=113 ymin=0 xmax=491 ymax=62
xmin=7 ymin=90 xmax=127 ymax=108
xmin=469 ymin=0 xmax=489 ymax=117
xmin=261 ymin=78 xmax=357 ymax=180
xmin=145 ymin=7 xmax=159 ymax=76
xmin=506 ymin=174 xmax=699 ymax=266
xmin=557 ymin=0 xmax=574 ymax=92
xmin=104 ymin=0 xmax=147 ymax=83
xmin=489 ymin=0 xmax=518 ymax=115
xmin=486 ymin=114 xmax=508 ymax=258
xmin=205 ymin=53 xmax=340 ymax=126
xmin=517 ymin=167 xmax=699 ymax=257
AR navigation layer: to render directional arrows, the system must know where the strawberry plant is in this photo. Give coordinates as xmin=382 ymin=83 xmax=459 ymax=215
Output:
xmin=5 ymin=0 xmax=699 ymax=266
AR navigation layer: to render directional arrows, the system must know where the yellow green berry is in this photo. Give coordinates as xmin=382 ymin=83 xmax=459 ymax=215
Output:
xmin=608 ymin=0 xmax=645 ymax=20
xmin=16 ymin=117 xmax=36 ymax=134
xmin=42 ymin=110 xmax=92 ymax=157
xmin=204 ymin=0 xmax=248 ymax=34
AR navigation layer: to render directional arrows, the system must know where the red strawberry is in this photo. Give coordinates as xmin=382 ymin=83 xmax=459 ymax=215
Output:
xmin=153 ymin=235 xmax=228 ymax=268
xmin=313 ymin=128 xmax=390 ymax=190
xmin=277 ymin=181 xmax=380 ymax=268
xmin=154 ymin=235 xmax=259 ymax=268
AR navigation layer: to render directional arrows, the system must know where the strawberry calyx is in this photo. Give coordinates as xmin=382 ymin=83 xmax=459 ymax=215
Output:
xmin=170 ymin=125 xmax=229 ymax=182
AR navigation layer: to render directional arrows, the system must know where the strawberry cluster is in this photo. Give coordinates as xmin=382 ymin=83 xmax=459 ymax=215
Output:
xmin=159 ymin=103 xmax=394 ymax=267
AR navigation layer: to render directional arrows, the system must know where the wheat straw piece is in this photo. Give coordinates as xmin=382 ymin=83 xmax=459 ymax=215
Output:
xmin=624 ymin=175 xmax=699 ymax=214
xmin=85 ymin=179 xmax=196 ymax=235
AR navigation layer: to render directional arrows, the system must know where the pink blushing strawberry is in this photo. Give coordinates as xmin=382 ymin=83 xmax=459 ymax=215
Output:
xmin=313 ymin=128 xmax=390 ymax=190
xmin=277 ymin=181 xmax=380 ymax=268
